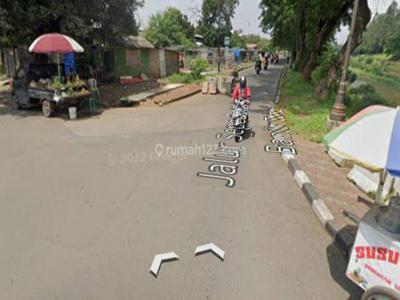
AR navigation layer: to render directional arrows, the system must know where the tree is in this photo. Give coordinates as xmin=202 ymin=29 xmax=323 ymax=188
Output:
xmin=231 ymin=30 xmax=246 ymax=48
xmin=0 ymin=0 xmax=144 ymax=48
xmin=357 ymin=2 xmax=400 ymax=59
xmin=230 ymin=30 xmax=271 ymax=50
xmin=386 ymin=30 xmax=400 ymax=60
xmin=357 ymin=2 xmax=399 ymax=54
xmin=197 ymin=0 xmax=239 ymax=47
xmin=260 ymin=0 xmax=371 ymax=81
xmin=314 ymin=0 xmax=371 ymax=92
xmin=144 ymin=7 xmax=195 ymax=48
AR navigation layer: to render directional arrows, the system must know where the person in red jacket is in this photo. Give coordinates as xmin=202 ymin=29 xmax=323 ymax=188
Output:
xmin=232 ymin=77 xmax=251 ymax=101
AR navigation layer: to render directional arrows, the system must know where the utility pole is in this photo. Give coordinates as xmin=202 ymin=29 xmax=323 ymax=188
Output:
xmin=328 ymin=0 xmax=360 ymax=130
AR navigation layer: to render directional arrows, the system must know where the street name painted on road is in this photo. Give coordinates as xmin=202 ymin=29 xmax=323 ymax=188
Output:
xmin=197 ymin=99 xmax=254 ymax=187
xmin=197 ymin=142 xmax=241 ymax=188
xmin=264 ymin=107 xmax=297 ymax=155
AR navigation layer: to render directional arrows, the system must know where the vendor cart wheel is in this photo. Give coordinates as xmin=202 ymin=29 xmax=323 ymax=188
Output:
xmin=362 ymin=287 xmax=400 ymax=300
xmin=11 ymin=94 xmax=20 ymax=110
xmin=42 ymin=100 xmax=54 ymax=118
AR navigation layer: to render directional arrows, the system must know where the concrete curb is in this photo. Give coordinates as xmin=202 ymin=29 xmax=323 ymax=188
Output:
xmin=274 ymin=69 xmax=354 ymax=253
xmin=234 ymin=63 xmax=254 ymax=73
xmin=156 ymin=86 xmax=202 ymax=106
xmin=120 ymin=84 xmax=184 ymax=105
xmin=281 ymin=153 xmax=354 ymax=252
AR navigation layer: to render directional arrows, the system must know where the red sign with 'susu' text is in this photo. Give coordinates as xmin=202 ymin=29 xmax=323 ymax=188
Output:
xmin=347 ymin=221 xmax=400 ymax=294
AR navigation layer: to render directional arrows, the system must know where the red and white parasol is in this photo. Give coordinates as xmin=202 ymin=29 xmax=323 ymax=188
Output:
xmin=29 ymin=33 xmax=84 ymax=54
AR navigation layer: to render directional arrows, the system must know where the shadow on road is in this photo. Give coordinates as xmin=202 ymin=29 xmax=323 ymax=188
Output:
xmin=242 ymin=127 xmax=256 ymax=141
xmin=0 ymin=101 xmax=104 ymax=120
xmin=326 ymin=241 xmax=363 ymax=299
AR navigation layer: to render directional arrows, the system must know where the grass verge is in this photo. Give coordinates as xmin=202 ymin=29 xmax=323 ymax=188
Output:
xmin=350 ymin=54 xmax=400 ymax=106
xmin=166 ymin=73 xmax=204 ymax=84
xmin=279 ymin=71 xmax=334 ymax=143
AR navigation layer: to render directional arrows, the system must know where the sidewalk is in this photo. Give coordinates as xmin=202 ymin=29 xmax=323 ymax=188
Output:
xmin=293 ymin=136 xmax=371 ymax=239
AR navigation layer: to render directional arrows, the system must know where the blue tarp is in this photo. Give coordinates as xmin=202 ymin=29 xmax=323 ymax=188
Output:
xmin=63 ymin=52 xmax=77 ymax=76
xmin=387 ymin=110 xmax=400 ymax=177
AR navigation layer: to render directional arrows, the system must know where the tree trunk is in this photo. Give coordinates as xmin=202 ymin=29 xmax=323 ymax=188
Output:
xmin=301 ymin=1 xmax=353 ymax=80
xmin=293 ymin=1 xmax=306 ymax=71
xmin=315 ymin=0 xmax=371 ymax=95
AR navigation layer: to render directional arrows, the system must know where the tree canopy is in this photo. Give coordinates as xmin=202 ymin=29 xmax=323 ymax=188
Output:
xmin=260 ymin=0 xmax=371 ymax=81
xmin=357 ymin=2 xmax=400 ymax=59
xmin=197 ymin=0 xmax=239 ymax=47
xmin=144 ymin=7 xmax=195 ymax=48
xmin=0 ymin=0 xmax=144 ymax=48
xmin=231 ymin=30 xmax=270 ymax=51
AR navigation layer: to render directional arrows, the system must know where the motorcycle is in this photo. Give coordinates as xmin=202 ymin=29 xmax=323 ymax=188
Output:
xmin=230 ymin=98 xmax=250 ymax=143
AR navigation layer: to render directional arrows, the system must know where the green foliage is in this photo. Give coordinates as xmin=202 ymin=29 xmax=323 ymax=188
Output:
xmin=197 ymin=0 xmax=239 ymax=47
xmin=167 ymin=58 xmax=208 ymax=84
xmin=280 ymin=71 xmax=334 ymax=142
xmin=188 ymin=58 xmax=209 ymax=78
xmin=348 ymin=70 xmax=358 ymax=83
xmin=352 ymin=55 xmax=390 ymax=77
xmin=167 ymin=73 xmax=198 ymax=84
xmin=231 ymin=31 xmax=246 ymax=48
xmin=0 ymin=0 xmax=144 ymax=48
xmin=231 ymin=30 xmax=271 ymax=50
xmin=280 ymin=68 xmax=392 ymax=142
xmin=144 ymin=7 xmax=195 ymax=48
xmin=259 ymin=0 xmax=370 ymax=80
xmin=357 ymin=2 xmax=400 ymax=58
xmin=311 ymin=46 xmax=339 ymax=87
xmin=345 ymin=83 xmax=389 ymax=116
xmin=350 ymin=54 xmax=400 ymax=106
xmin=386 ymin=30 xmax=400 ymax=60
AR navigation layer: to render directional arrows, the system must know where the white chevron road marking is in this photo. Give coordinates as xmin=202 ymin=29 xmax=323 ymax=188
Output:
xmin=150 ymin=252 xmax=179 ymax=276
xmin=195 ymin=243 xmax=225 ymax=260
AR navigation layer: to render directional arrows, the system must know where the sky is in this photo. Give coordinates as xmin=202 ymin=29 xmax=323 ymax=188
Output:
xmin=137 ymin=0 xmax=400 ymax=43
xmin=137 ymin=0 xmax=266 ymax=36
xmin=337 ymin=0 xmax=400 ymax=44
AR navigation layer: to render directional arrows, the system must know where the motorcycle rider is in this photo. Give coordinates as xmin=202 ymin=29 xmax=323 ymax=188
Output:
xmin=232 ymin=77 xmax=251 ymax=101
xmin=255 ymin=58 xmax=262 ymax=74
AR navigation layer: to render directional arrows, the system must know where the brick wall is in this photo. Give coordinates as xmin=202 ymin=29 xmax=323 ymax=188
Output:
xmin=164 ymin=50 xmax=179 ymax=76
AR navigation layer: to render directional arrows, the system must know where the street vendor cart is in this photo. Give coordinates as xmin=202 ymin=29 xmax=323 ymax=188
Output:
xmin=11 ymin=63 xmax=91 ymax=117
xmin=323 ymin=105 xmax=400 ymax=299
xmin=347 ymin=197 xmax=400 ymax=299
xmin=11 ymin=33 xmax=93 ymax=118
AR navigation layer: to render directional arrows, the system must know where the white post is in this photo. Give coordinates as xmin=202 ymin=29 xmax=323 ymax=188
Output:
xmin=375 ymin=171 xmax=388 ymax=205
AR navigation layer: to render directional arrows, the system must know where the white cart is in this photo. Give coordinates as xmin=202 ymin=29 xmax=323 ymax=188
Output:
xmin=347 ymin=198 xmax=400 ymax=299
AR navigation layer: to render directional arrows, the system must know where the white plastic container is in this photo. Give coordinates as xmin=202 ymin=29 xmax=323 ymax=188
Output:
xmin=68 ymin=107 xmax=77 ymax=120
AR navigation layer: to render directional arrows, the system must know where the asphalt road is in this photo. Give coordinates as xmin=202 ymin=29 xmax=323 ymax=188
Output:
xmin=0 ymin=65 xmax=361 ymax=299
